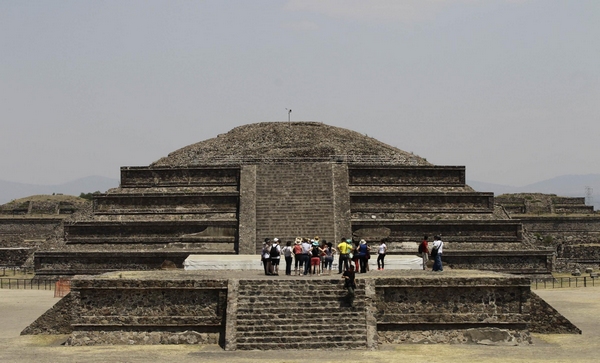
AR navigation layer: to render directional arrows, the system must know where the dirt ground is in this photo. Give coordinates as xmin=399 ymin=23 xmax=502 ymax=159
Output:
xmin=1 ymin=287 xmax=598 ymax=363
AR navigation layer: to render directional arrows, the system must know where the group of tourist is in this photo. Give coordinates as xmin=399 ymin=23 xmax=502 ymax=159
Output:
xmin=261 ymin=234 xmax=444 ymax=277
xmin=260 ymin=237 xmax=388 ymax=276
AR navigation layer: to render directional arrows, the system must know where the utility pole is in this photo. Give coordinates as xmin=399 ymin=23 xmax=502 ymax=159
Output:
xmin=285 ymin=108 xmax=292 ymax=122
xmin=585 ymin=186 xmax=593 ymax=206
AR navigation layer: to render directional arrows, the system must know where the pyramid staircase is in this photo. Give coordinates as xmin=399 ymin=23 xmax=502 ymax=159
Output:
xmin=231 ymin=279 xmax=371 ymax=350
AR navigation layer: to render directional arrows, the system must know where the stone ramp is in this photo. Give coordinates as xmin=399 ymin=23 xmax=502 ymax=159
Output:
xmin=233 ymin=279 xmax=369 ymax=350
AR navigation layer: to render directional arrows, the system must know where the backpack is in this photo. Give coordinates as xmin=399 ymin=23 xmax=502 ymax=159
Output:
xmin=418 ymin=241 xmax=424 ymax=254
xmin=430 ymin=245 xmax=439 ymax=258
xmin=270 ymin=244 xmax=280 ymax=258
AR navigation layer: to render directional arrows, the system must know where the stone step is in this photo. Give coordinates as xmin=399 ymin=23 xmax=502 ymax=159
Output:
xmin=236 ymin=305 xmax=365 ymax=315
xmin=235 ymin=339 xmax=367 ymax=350
xmin=236 ymin=302 xmax=365 ymax=310
xmin=236 ymin=316 xmax=363 ymax=326
xmin=236 ymin=334 xmax=367 ymax=345
xmin=237 ymin=331 xmax=366 ymax=340
xmin=236 ymin=323 xmax=366 ymax=333
xmin=237 ymin=282 xmax=364 ymax=289
xmin=237 ymin=291 xmax=365 ymax=299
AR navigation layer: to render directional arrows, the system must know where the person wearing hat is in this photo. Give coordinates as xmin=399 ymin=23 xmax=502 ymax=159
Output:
xmin=310 ymin=239 xmax=323 ymax=276
xmin=293 ymin=237 xmax=303 ymax=275
xmin=356 ymin=239 xmax=370 ymax=273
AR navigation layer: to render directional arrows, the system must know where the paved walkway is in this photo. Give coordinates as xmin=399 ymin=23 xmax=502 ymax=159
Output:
xmin=1 ymin=286 xmax=598 ymax=363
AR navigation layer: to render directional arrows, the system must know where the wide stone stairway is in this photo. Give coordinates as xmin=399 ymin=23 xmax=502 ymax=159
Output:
xmin=233 ymin=279 xmax=369 ymax=350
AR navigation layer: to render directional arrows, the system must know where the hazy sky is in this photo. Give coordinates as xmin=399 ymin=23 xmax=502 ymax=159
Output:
xmin=1 ymin=0 xmax=598 ymax=186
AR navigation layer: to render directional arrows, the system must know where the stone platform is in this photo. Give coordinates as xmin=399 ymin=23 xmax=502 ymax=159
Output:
xmin=183 ymin=254 xmax=422 ymax=271
xmin=23 ymin=269 xmax=580 ymax=349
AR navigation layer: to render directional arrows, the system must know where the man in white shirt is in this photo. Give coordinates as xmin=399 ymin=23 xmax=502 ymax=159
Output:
xmin=431 ymin=235 xmax=444 ymax=272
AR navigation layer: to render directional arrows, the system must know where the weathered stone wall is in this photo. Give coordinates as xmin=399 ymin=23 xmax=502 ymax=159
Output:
xmin=21 ymin=293 xmax=74 ymax=335
xmin=0 ymin=219 xmax=61 ymax=248
xmin=94 ymin=193 xmax=238 ymax=215
xmin=351 ymin=192 xmax=494 ymax=213
xmin=352 ymin=220 xmax=522 ymax=246
xmin=66 ymin=272 xmax=228 ymax=346
xmin=528 ymin=291 xmax=581 ymax=334
xmin=442 ymin=251 xmax=553 ymax=275
xmin=64 ymin=221 xmax=236 ymax=251
xmin=496 ymin=195 xmax=595 ymax=215
xmin=348 ymin=166 xmax=465 ymax=186
xmin=0 ymin=248 xmax=32 ymax=266
xmin=120 ymin=166 xmax=239 ymax=187
xmin=34 ymin=251 xmax=192 ymax=277
xmin=375 ymin=276 xmax=530 ymax=326
xmin=375 ymin=274 xmax=532 ymax=345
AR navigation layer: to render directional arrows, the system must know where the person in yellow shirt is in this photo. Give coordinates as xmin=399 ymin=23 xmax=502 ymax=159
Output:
xmin=337 ymin=238 xmax=352 ymax=274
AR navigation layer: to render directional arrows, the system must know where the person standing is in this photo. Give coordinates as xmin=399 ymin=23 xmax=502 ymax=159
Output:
xmin=282 ymin=241 xmax=294 ymax=276
xmin=310 ymin=240 xmax=322 ymax=275
xmin=419 ymin=235 xmax=429 ymax=271
xmin=431 ymin=235 xmax=444 ymax=272
xmin=293 ymin=237 xmax=303 ymax=275
xmin=323 ymin=242 xmax=335 ymax=275
xmin=337 ymin=238 xmax=352 ymax=274
xmin=357 ymin=239 xmax=369 ymax=273
xmin=377 ymin=241 xmax=387 ymax=270
xmin=270 ymin=238 xmax=281 ymax=275
xmin=261 ymin=238 xmax=272 ymax=275
xmin=342 ymin=265 xmax=357 ymax=307
xmin=352 ymin=241 xmax=361 ymax=273
xmin=301 ymin=238 xmax=312 ymax=275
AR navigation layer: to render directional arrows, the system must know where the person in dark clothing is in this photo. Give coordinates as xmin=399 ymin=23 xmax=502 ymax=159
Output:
xmin=356 ymin=239 xmax=370 ymax=273
xmin=282 ymin=240 xmax=294 ymax=275
xmin=342 ymin=265 xmax=357 ymax=306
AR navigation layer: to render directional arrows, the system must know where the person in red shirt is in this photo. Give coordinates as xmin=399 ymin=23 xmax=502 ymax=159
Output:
xmin=419 ymin=235 xmax=429 ymax=270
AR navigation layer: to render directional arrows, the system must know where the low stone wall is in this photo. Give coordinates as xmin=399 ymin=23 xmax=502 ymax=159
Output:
xmin=94 ymin=193 xmax=239 ymax=215
xmin=442 ymin=251 xmax=554 ymax=275
xmin=528 ymin=291 xmax=581 ymax=334
xmin=33 ymin=251 xmax=193 ymax=277
xmin=65 ymin=271 xmax=228 ymax=346
xmin=348 ymin=166 xmax=465 ymax=186
xmin=21 ymin=293 xmax=74 ymax=335
xmin=21 ymin=271 xmax=580 ymax=349
xmin=0 ymin=248 xmax=32 ymax=266
xmin=350 ymin=192 xmax=494 ymax=213
xmin=352 ymin=220 xmax=522 ymax=243
xmin=374 ymin=274 xmax=532 ymax=345
xmin=120 ymin=166 xmax=240 ymax=187
xmin=378 ymin=327 xmax=531 ymax=345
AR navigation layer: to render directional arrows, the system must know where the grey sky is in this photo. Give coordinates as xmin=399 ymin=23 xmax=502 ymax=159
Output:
xmin=1 ymin=0 xmax=598 ymax=186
